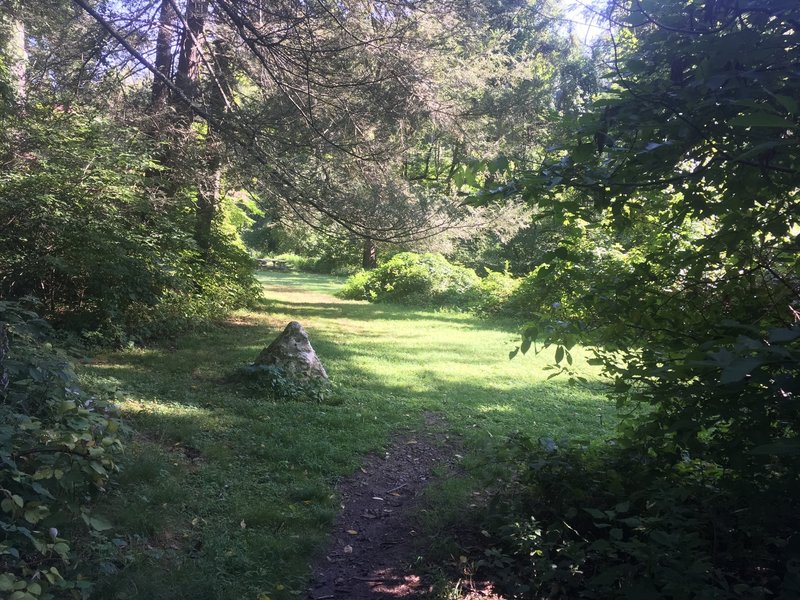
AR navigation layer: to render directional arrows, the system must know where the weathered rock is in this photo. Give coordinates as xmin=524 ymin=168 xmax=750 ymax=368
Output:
xmin=254 ymin=321 xmax=328 ymax=381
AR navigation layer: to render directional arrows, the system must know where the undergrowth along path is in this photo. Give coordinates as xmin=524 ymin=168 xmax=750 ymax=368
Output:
xmin=81 ymin=272 xmax=613 ymax=600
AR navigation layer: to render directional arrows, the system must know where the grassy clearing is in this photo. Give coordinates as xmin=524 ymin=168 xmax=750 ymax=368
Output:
xmin=80 ymin=271 xmax=614 ymax=599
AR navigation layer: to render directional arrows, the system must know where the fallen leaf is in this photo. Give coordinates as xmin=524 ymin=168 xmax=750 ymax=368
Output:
xmin=240 ymin=520 xmax=246 ymax=529
xmin=372 ymin=497 xmax=384 ymax=501
xmin=346 ymin=529 xmax=358 ymax=535
xmin=343 ymin=545 xmax=353 ymax=554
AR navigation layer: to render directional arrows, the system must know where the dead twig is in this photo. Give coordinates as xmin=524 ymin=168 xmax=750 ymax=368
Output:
xmin=384 ymin=483 xmax=408 ymax=494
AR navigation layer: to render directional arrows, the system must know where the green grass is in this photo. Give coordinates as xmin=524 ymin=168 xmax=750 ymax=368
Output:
xmin=80 ymin=271 xmax=615 ymax=599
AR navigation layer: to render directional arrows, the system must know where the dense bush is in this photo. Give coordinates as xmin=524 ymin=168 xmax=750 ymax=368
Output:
xmin=338 ymin=252 xmax=482 ymax=306
xmin=482 ymin=435 xmax=800 ymax=599
xmin=0 ymin=301 xmax=123 ymax=599
xmin=503 ymin=228 xmax=634 ymax=326
xmin=265 ymin=253 xmax=361 ymax=276
xmin=475 ymin=268 xmax=521 ymax=315
xmin=475 ymin=0 xmax=800 ymax=596
xmin=0 ymin=108 xmax=258 ymax=346
xmin=244 ymin=216 xmax=365 ymax=274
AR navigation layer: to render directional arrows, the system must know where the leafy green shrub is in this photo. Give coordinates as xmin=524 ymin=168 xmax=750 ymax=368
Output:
xmin=482 ymin=437 xmax=800 ymax=599
xmin=269 ymin=253 xmax=312 ymax=271
xmin=0 ymin=107 xmax=258 ymax=346
xmin=338 ymin=252 xmax=481 ymax=306
xmin=337 ymin=270 xmax=373 ymax=301
xmin=476 ymin=267 xmax=521 ymax=314
xmin=505 ymin=240 xmax=633 ymax=325
xmin=0 ymin=301 xmax=123 ymax=598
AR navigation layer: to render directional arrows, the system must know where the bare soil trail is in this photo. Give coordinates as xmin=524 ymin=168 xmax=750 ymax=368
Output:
xmin=307 ymin=413 xmax=459 ymax=599
xmin=306 ymin=413 xmax=504 ymax=600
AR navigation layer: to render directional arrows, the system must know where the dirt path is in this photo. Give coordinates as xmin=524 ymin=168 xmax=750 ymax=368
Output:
xmin=306 ymin=413 xmax=462 ymax=599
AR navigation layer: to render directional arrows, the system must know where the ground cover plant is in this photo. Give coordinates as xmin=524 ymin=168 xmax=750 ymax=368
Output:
xmin=77 ymin=271 xmax=613 ymax=599
xmin=0 ymin=301 xmax=123 ymax=599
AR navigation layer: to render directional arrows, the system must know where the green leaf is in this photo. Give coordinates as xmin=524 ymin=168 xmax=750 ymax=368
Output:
xmin=520 ymin=337 xmax=532 ymax=354
xmin=555 ymin=346 xmax=565 ymax=365
xmin=23 ymin=507 xmax=47 ymax=524
xmin=0 ymin=574 xmax=14 ymax=592
xmin=732 ymin=140 xmax=796 ymax=162
xmin=768 ymin=327 xmax=800 ymax=344
xmin=52 ymin=542 xmax=69 ymax=557
xmin=773 ymin=94 xmax=799 ymax=114
xmin=750 ymin=437 xmax=800 ymax=456
xmin=720 ymin=357 xmax=762 ymax=384
xmin=584 ymin=507 xmax=606 ymax=520
xmin=729 ymin=113 xmax=795 ymax=128
xmin=84 ymin=513 xmax=113 ymax=531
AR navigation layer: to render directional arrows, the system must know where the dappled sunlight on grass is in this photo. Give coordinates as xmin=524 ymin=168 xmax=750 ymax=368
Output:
xmin=78 ymin=271 xmax=615 ymax=600
xmin=119 ymin=398 xmax=214 ymax=419
xmin=476 ymin=403 xmax=516 ymax=414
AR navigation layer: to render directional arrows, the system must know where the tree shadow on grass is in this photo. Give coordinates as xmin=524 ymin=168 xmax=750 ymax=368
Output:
xmin=81 ymin=277 xmax=613 ymax=600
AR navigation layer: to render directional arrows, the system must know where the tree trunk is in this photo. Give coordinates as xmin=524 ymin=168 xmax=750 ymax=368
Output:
xmin=174 ymin=0 xmax=207 ymax=119
xmin=362 ymin=238 xmax=377 ymax=270
xmin=0 ymin=11 xmax=27 ymax=105
xmin=193 ymin=38 xmax=232 ymax=254
xmin=0 ymin=323 xmax=8 ymax=397
xmin=150 ymin=0 xmax=176 ymax=110
xmin=0 ymin=11 xmax=26 ymax=167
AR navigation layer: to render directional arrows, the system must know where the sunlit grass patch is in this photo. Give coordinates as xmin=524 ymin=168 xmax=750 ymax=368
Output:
xmin=80 ymin=271 xmax=615 ymax=599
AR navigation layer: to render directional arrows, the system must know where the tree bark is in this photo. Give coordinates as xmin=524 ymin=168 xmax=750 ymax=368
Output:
xmin=0 ymin=323 xmax=9 ymax=397
xmin=194 ymin=38 xmax=232 ymax=254
xmin=150 ymin=0 xmax=176 ymax=110
xmin=0 ymin=11 xmax=27 ymax=105
xmin=362 ymin=237 xmax=377 ymax=270
xmin=174 ymin=0 xmax=207 ymax=119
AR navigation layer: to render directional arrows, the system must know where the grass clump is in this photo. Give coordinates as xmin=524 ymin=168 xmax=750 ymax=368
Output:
xmin=229 ymin=364 xmax=338 ymax=404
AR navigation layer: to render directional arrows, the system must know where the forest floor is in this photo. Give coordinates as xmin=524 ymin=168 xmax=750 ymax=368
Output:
xmin=306 ymin=411 xmax=471 ymax=600
xmin=80 ymin=272 xmax=613 ymax=599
